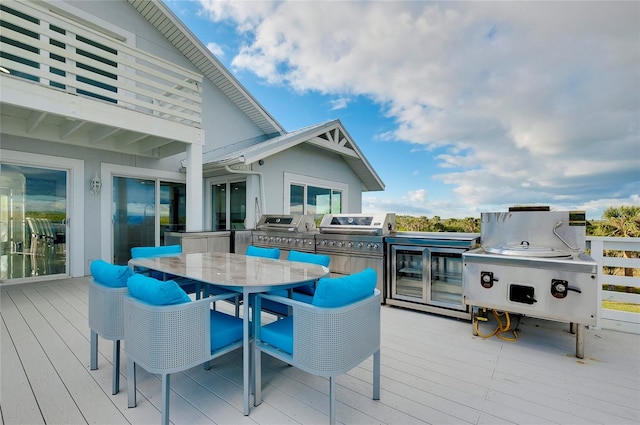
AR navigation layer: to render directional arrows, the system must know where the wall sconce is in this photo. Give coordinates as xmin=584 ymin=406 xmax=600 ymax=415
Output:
xmin=90 ymin=173 xmax=102 ymax=196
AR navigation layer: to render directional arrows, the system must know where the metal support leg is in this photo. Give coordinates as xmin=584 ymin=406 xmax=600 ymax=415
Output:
xmin=576 ymin=323 xmax=584 ymax=359
xmin=112 ymin=340 xmax=120 ymax=395
xmin=373 ymin=349 xmax=380 ymax=400
xmin=329 ymin=376 xmax=336 ymax=425
xmin=242 ymin=290 xmax=250 ymax=415
xmin=127 ymin=361 xmax=136 ymax=408
xmin=90 ymin=330 xmax=98 ymax=370
xmin=161 ymin=374 xmax=170 ymax=425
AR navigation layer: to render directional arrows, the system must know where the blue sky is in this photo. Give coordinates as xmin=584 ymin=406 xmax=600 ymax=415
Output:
xmin=165 ymin=0 xmax=639 ymax=220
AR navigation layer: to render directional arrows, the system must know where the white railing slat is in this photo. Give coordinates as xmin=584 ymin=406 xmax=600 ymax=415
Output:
xmin=1 ymin=1 xmax=201 ymax=126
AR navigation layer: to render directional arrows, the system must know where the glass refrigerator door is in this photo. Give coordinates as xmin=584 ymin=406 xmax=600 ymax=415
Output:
xmin=391 ymin=245 xmax=428 ymax=303
xmin=428 ymin=248 xmax=465 ymax=310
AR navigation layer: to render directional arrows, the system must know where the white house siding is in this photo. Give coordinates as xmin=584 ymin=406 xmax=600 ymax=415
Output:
xmin=254 ymin=144 xmax=363 ymax=214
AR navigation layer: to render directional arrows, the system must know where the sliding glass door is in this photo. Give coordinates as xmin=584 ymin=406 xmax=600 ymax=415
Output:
xmin=112 ymin=177 xmax=186 ymax=265
xmin=0 ymin=163 xmax=67 ymax=280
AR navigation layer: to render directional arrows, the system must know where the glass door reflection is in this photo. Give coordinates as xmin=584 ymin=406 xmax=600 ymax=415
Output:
xmin=0 ymin=164 xmax=67 ymax=281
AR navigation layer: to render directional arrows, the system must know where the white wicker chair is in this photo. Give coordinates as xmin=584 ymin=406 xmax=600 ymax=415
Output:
xmin=253 ymin=287 xmax=381 ymax=424
xmin=124 ymin=291 xmax=243 ymax=425
xmin=89 ymin=261 xmax=133 ymax=395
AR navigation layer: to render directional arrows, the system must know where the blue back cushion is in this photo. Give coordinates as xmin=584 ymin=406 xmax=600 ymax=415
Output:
xmin=127 ymin=274 xmax=191 ymax=305
xmin=246 ymin=245 xmax=280 ymax=259
xmin=287 ymin=250 xmax=330 ymax=266
xmin=312 ymin=268 xmax=377 ymax=308
xmin=130 ymin=244 xmax=182 ymax=259
xmin=287 ymin=250 xmax=330 ymax=296
xmin=90 ymin=259 xmax=133 ymax=288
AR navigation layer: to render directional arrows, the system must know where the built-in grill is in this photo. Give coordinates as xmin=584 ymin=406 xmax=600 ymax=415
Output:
xmin=252 ymin=214 xmax=317 ymax=256
xmin=315 ymin=213 xmax=396 ymax=298
xmin=463 ymin=207 xmax=598 ymax=358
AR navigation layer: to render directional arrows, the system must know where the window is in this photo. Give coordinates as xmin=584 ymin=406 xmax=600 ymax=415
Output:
xmin=285 ymin=173 xmax=346 ymax=219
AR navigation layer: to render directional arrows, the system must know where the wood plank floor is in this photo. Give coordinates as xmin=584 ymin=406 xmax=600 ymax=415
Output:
xmin=2 ymin=277 xmax=639 ymax=425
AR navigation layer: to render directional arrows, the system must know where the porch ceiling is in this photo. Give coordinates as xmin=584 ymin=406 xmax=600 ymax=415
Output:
xmin=1 ymin=77 xmax=200 ymax=159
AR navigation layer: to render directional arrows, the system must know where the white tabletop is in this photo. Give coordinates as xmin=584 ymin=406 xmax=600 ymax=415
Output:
xmin=128 ymin=251 xmax=329 ymax=292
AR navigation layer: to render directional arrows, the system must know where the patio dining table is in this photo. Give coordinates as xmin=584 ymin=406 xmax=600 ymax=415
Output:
xmin=128 ymin=251 xmax=330 ymax=415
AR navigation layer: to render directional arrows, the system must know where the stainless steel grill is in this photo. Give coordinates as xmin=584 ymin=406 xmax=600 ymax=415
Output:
xmin=463 ymin=207 xmax=598 ymax=358
xmin=315 ymin=213 xmax=396 ymax=298
xmin=251 ymin=214 xmax=317 ymax=256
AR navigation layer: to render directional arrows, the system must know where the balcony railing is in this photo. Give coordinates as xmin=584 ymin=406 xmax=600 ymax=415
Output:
xmin=587 ymin=236 xmax=640 ymax=333
xmin=0 ymin=1 xmax=201 ymax=126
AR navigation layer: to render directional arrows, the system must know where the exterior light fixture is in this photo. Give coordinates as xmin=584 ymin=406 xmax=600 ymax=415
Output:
xmin=90 ymin=173 xmax=102 ymax=195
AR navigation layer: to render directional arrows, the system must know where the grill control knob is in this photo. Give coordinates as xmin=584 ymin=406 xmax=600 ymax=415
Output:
xmin=357 ymin=242 xmax=364 ymax=249
xmin=347 ymin=242 xmax=353 ymax=248
xmin=551 ymin=279 xmax=568 ymax=298
xmin=329 ymin=241 xmax=335 ymax=246
xmin=480 ymin=271 xmax=496 ymax=288
xmin=338 ymin=241 xmax=344 ymax=247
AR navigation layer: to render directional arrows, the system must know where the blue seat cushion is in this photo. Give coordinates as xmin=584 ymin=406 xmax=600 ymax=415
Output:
xmin=127 ymin=274 xmax=191 ymax=305
xmin=312 ymin=268 xmax=377 ymax=308
xmin=90 ymin=259 xmax=133 ymax=288
xmin=287 ymin=250 xmax=330 ymax=295
xmin=261 ymin=316 xmax=293 ymax=354
xmin=210 ymin=310 xmax=243 ymax=352
xmin=246 ymin=245 xmax=280 ymax=259
xmin=130 ymin=244 xmax=182 ymax=259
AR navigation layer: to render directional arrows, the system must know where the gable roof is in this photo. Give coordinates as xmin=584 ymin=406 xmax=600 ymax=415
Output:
xmin=203 ymin=120 xmax=385 ymax=192
xmin=128 ymin=0 xmax=284 ymax=136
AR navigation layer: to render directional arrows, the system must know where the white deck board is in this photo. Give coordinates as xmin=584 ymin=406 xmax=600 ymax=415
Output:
xmin=1 ymin=277 xmax=639 ymax=425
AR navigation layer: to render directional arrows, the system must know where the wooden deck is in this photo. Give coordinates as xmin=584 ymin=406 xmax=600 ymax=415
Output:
xmin=2 ymin=277 xmax=639 ymax=425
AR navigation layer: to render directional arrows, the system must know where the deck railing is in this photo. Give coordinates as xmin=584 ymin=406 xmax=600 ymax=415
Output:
xmin=0 ymin=1 xmax=202 ymax=126
xmin=587 ymin=236 xmax=640 ymax=333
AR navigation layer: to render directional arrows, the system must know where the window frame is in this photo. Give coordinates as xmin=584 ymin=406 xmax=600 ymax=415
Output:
xmin=205 ymin=176 xmax=248 ymax=231
xmin=283 ymin=172 xmax=348 ymax=215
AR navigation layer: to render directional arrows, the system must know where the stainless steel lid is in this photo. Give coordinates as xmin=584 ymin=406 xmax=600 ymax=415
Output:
xmin=319 ymin=213 xmax=396 ymax=235
xmin=255 ymin=214 xmax=317 ymax=232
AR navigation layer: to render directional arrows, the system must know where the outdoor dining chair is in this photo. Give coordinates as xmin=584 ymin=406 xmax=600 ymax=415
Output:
xmin=130 ymin=244 xmax=203 ymax=297
xmin=260 ymin=250 xmax=331 ymax=317
xmin=124 ymin=273 xmax=243 ymax=425
xmin=89 ymin=259 xmax=134 ymax=395
xmin=253 ymin=268 xmax=381 ymax=424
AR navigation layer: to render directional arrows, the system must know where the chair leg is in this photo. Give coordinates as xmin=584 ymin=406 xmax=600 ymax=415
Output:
xmin=90 ymin=330 xmax=98 ymax=370
xmin=161 ymin=374 xmax=170 ymax=425
xmin=254 ymin=347 xmax=262 ymax=406
xmin=127 ymin=361 xmax=136 ymax=408
xmin=373 ymin=349 xmax=380 ymax=400
xmin=112 ymin=340 xmax=120 ymax=395
xmin=329 ymin=376 xmax=336 ymax=425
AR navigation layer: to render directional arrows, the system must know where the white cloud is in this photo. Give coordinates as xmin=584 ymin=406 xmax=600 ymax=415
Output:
xmin=329 ymin=97 xmax=350 ymax=110
xmin=197 ymin=0 xmax=640 ymax=218
xmin=408 ymin=189 xmax=427 ymax=204
xmin=206 ymin=42 xmax=224 ymax=58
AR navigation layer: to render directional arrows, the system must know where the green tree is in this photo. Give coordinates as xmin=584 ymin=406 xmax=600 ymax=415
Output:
xmin=593 ymin=206 xmax=640 ymax=278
